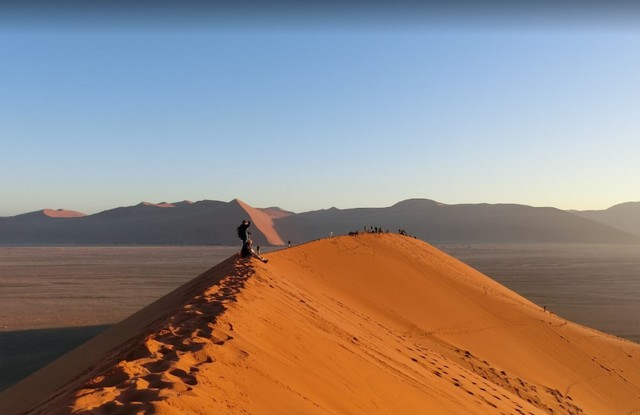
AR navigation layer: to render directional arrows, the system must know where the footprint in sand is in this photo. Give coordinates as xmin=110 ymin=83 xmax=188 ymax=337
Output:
xmin=143 ymin=360 xmax=172 ymax=374
xmin=169 ymin=368 xmax=198 ymax=386
xmin=88 ymin=366 xmax=132 ymax=388
xmin=144 ymin=373 xmax=173 ymax=389
xmin=120 ymin=388 xmax=159 ymax=403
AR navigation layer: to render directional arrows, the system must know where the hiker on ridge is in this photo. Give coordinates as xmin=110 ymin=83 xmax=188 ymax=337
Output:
xmin=237 ymin=220 xmax=251 ymax=245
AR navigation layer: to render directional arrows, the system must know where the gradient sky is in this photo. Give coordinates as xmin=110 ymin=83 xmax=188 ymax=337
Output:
xmin=1 ymin=4 xmax=639 ymax=215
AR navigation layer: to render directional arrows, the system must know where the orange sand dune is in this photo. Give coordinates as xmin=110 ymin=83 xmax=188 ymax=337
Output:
xmin=42 ymin=209 xmax=86 ymax=218
xmin=237 ymin=199 xmax=289 ymax=245
xmin=1 ymin=234 xmax=639 ymax=415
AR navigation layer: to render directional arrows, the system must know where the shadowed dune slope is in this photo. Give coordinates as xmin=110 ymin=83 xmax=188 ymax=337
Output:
xmin=1 ymin=234 xmax=639 ymax=415
xmin=236 ymin=199 xmax=289 ymax=245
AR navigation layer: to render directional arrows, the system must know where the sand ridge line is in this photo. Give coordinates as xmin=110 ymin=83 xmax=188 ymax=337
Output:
xmin=64 ymin=259 xmax=259 ymax=415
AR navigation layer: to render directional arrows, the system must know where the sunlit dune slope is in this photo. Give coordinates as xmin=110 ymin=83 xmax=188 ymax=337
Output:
xmin=2 ymin=234 xmax=639 ymax=415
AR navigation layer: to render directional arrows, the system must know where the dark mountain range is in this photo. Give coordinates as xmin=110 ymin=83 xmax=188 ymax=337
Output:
xmin=0 ymin=200 xmax=287 ymax=246
xmin=570 ymin=202 xmax=640 ymax=238
xmin=274 ymin=199 xmax=640 ymax=244
xmin=1 ymin=198 xmax=639 ymax=245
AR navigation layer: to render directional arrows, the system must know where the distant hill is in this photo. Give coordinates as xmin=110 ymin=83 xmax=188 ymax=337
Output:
xmin=274 ymin=199 xmax=640 ymax=244
xmin=571 ymin=202 xmax=640 ymax=237
xmin=0 ymin=200 xmax=291 ymax=246
xmin=1 ymin=198 xmax=639 ymax=245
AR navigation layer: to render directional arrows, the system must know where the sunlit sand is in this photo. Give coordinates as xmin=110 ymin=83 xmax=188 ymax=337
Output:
xmin=1 ymin=234 xmax=639 ymax=414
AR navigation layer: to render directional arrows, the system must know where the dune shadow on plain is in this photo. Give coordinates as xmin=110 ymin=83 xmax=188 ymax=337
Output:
xmin=0 ymin=325 xmax=111 ymax=392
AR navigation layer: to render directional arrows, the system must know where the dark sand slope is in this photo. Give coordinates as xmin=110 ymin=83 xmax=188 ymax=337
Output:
xmin=0 ymin=326 xmax=109 ymax=392
xmin=1 ymin=234 xmax=639 ymax=414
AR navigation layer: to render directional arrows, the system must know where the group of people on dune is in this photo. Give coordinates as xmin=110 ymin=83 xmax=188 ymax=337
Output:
xmin=238 ymin=220 xmax=414 ymax=262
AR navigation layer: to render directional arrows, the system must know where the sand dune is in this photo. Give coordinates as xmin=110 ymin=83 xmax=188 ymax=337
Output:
xmin=42 ymin=209 xmax=86 ymax=218
xmin=140 ymin=202 xmax=174 ymax=208
xmin=1 ymin=234 xmax=639 ymax=414
xmin=236 ymin=199 xmax=288 ymax=246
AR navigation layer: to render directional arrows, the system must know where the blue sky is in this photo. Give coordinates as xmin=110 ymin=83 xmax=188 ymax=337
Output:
xmin=1 ymin=5 xmax=640 ymax=215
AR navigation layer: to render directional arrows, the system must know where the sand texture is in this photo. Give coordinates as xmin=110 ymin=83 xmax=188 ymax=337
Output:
xmin=1 ymin=234 xmax=639 ymax=414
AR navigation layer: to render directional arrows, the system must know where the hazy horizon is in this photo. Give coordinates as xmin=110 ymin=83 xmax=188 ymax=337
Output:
xmin=2 ymin=3 xmax=639 ymax=216
xmin=2 ymin=196 xmax=640 ymax=218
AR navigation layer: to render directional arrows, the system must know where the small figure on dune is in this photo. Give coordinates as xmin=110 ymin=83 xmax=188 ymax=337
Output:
xmin=237 ymin=220 xmax=251 ymax=244
xmin=236 ymin=219 xmax=267 ymax=263
xmin=241 ymin=239 xmax=268 ymax=263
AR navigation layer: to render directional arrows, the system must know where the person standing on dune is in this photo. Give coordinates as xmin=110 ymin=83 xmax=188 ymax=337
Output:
xmin=237 ymin=220 xmax=251 ymax=245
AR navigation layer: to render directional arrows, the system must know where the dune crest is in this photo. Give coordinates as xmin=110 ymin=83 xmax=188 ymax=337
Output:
xmin=1 ymin=234 xmax=639 ymax=415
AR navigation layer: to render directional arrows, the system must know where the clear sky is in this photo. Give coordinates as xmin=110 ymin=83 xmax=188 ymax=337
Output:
xmin=1 ymin=3 xmax=639 ymax=215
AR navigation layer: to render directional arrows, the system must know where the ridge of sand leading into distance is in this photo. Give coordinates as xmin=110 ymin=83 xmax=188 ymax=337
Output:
xmin=1 ymin=234 xmax=639 ymax=415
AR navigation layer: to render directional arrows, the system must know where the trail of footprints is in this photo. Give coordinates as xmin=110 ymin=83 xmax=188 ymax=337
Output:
xmin=402 ymin=340 xmax=586 ymax=415
xmin=322 ymin=295 xmax=586 ymax=415
xmin=72 ymin=265 xmax=252 ymax=415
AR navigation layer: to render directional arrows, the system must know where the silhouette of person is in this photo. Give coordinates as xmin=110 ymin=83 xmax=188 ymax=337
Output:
xmin=237 ymin=220 xmax=251 ymax=244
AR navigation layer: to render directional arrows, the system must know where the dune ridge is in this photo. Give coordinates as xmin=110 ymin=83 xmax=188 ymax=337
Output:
xmin=236 ymin=199 xmax=288 ymax=245
xmin=1 ymin=234 xmax=639 ymax=415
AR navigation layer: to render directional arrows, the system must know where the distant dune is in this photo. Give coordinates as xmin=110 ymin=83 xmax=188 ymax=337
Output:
xmin=1 ymin=198 xmax=639 ymax=245
xmin=1 ymin=234 xmax=638 ymax=414
xmin=42 ymin=209 xmax=86 ymax=218
xmin=236 ymin=199 xmax=291 ymax=245
xmin=11 ymin=209 xmax=86 ymax=220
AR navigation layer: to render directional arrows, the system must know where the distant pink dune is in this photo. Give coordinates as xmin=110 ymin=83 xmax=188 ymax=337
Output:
xmin=141 ymin=202 xmax=175 ymax=208
xmin=42 ymin=209 xmax=86 ymax=218
xmin=236 ymin=199 xmax=290 ymax=245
